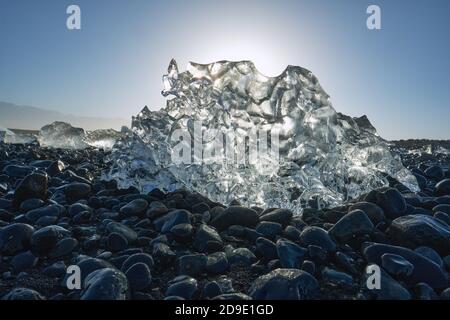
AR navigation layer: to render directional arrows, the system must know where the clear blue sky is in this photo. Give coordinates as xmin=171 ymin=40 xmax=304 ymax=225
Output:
xmin=0 ymin=0 xmax=449 ymax=139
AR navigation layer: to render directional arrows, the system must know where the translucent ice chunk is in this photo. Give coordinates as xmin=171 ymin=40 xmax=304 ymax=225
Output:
xmin=0 ymin=127 xmax=37 ymax=144
xmin=106 ymin=60 xmax=419 ymax=210
xmin=38 ymin=122 xmax=123 ymax=150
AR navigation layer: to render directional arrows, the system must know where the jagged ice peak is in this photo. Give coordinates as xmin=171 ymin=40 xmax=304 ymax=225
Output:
xmin=106 ymin=59 xmax=419 ymax=211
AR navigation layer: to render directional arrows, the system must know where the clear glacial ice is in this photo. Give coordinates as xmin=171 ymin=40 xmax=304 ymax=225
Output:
xmin=0 ymin=127 xmax=37 ymax=144
xmin=38 ymin=121 xmax=123 ymax=150
xmin=106 ymin=60 xmax=419 ymax=211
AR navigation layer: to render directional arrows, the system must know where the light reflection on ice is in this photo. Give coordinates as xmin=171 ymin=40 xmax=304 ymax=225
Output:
xmin=106 ymin=60 xmax=419 ymax=211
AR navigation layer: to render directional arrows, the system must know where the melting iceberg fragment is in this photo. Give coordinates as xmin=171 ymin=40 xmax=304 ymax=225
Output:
xmin=39 ymin=122 xmax=89 ymax=149
xmin=38 ymin=121 xmax=123 ymax=150
xmin=85 ymin=129 xmax=125 ymax=149
xmin=106 ymin=60 xmax=419 ymax=210
xmin=0 ymin=127 xmax=38 ymax=144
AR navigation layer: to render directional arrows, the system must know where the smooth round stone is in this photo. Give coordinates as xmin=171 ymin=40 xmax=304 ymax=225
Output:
xmin=308 ymin=208 xmax=339 ymax=224
xmin=0 ymin=209 xmax=13 ymax=222
xmin=201 ymin=211 xmax=211 ymax=223
xmin=125 ymin=262 xmax=152 ymax=291
xmin=227 ymin=225 xmax=246 ymax=238
xmin=193 ymin=224 xmax=222 ymax=252
xmin=203 ymin=281 xmax=222 ymax=299
xmin=106 ymin=222 xmax=137 ymax=243
xmin=107 ymin=232 xmax=129 ymax=252
xmin=414 ymin=246 xmax=443 ymax=268
xmin=363 ymin=243 xmax=448 ymax=289
xmin=20 ymin=198 xmax=45 ymax=212
xmin=191 ymin=202 xmax=210 ymax=214
xmin=46 ymin=160 xmax=66 ymax=176
xmin=146 ymin=201 xmax=168 ymax=220
xmin=249 ymin=268 xmax=318 ymax=300
xmin=166 ymin=275 xmax=198 ymax=299
xmin=35 ymin=215 xmax=58 ymax=227
xmin=321 ymin=267 xmax=354 ymax=286
xmin=30 ymin=160 xmax=54 ymax=168
xmin=228 ymin=248 xmax=256 ymax=266
xmin=3 ymin=165 xmax=34 ymax=178
xmin=68 ymin=203 xmax=92 ymax=218
xmin=259 ymin=208 xmax=293 ymax=225
xmin=436 ymin=179 xmax=450 ymax=196
xmin=244 ymin=227 xmax=263 ymax=242
xmin=283 ymin=226 xmax=302 ymax=242
xmin=154 ymin=209 xmax=191 ymax=233
xmin=374 ymin=188 xmax=407 ymax=219
xmin=256 ymin=237 xmax=278 ymax=260
xmin=10 ymin=251 xmax=38 ymax=274
xmin=81 ymin=268 xmax=128 ymax=300
xmin=328 ymin=210 xmax=374 ymax=242
xmin=436 ymin=195 xmax=450 ymax=205
xmin=152 ymin=242 xmax=176 ymax=264
xmin=363 ymin=264 xmax=411 ymax=300
xmin=134 ymin=218 xmax=151 ymax=229
xmin=411 ymin=167 xmax=426 ymax=176
xmin=276 ymin=239 xmax=307 ymax=269
xmin=206 ymin=252 xmax=229 ymax=274
xmin=404 ymin=204 xmax=415 ymax=215
xmin=0 ymin=150 xmax=8 ymax=161
xmin=301 ymin=260 xmax=316 ymax=275
xmin=209 ymin=206 xmax=225 ymax=221
xmin=72 ymin=257 xmax=114 ymax=284
xmin=425 ymin=165 xmax=444 ymax=181
xmin=14 ymin=173 xmax=48 ymax=205
xmin=43 ymin=261 xmax=66 ymax=278
xmin=170 ymin=223 xmax=193 ymax=240
xmin=349 ymin=201 xmax=385 ymax=224
xmin=291 ymin=218 xmax=307 ymax=230
xmin=255 ymin=221 xmax=282 ymax=239
xmin=0 ymin=199 xmax=12 ymax=211
xmin=1 ymin=287 xmax=45 ymax=300
xmin=109 ymin=255 xmax=129 ymax=269
xmin=210 ymin=206 xmax=259 ymax=231
xmin=387 ymin=214 xmax=450 ymax=255
xmin=25 ymin=204 xmax=65 ymax=223
xmin=178 ymin=254 xmax=207 ymax=276
xmin=421 ymin=198 xmax=440 ymax=210
xmin=433 ymin=204 xmax=450 ymax=215
xmin=63 ymin=182 xmax=91 ymax=201
xmin=434 ymin=211 xmax=450 ymax=224
xmin=100 ymin=212 xmax=120 ymax=221
xmin=299 ymin=226 xmax=336 ymax=253
xmin=49 ymin=237 xmax=78 ymax=258
xmin=414 ymin=282 xmax=438 ymax=300
xmin=413 ymin=173 xmax=427 ymax=190
xmin=381 ymin=253 xmax=414 ymax=277
xmin=121 ymin=253 xmax=154 ymax=273
xmin=97 ymin=251 xmax=112 ymax=260
xmin=411 ymin=206 xmax=432 ymax=216
xmin=0 ymin=223 xmax=34 ymax=255
xmin=121 ymin=248 xmax=143 ymax=256
xmin=148 ymin=188 xmax=165 ymax=199
xmin=31 ymin=225 xmax=71 ymax=255
xmin=443 ymin=255 xmax=450 ymax=271
xmin=308 ymin=245 xmax=327 ymax=262
xmin=72 ymin=211 xmax=91 ymax=224
xmin=440 ymin=288 xmax=450 ymax=300
xmin=120 ymin=199 xmax=148 ymax=217
xmin=0 ymin=180 xmax=7 ymax=193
